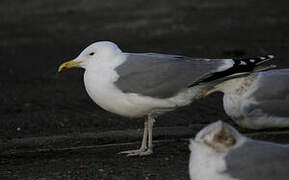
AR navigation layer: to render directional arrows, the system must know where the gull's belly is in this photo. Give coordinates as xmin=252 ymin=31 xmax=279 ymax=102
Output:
xmin=83 ymin=70 xmax=175 ymax=118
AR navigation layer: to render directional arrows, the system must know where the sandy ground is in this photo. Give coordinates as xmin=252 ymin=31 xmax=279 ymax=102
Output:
xmin=1 ymin=0 xmax=289 ymax=179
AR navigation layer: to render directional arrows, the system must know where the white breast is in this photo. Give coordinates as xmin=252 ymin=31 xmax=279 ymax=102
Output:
xmin=189 ymin=141 xmax=237 ymax=180
xmin=223 ymin=94 xmax=245 ymax=120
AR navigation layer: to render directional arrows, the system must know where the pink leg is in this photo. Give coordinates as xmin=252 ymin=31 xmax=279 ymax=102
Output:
xmin=119 ymin=120 xmax=149 ymax=156
xmin=119 ymin=115 xmax=155 ymax=156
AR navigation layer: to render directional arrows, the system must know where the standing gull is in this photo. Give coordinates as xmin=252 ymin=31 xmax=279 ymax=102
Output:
xmin=58 ymin=41 xmax=274 ymax=156
xmin=189 ymin=121 xmax=289 ymax=180
xmin=204 ymin=68 xmax=289 ymax=129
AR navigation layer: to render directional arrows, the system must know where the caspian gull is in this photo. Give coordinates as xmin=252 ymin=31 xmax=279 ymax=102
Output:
xmin=58 ymin=41 xmax=274 ymax=156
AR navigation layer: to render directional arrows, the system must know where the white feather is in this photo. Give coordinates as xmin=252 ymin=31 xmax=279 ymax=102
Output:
xmin=189 ymin=140 xmax=238 ymax=180
xmin=81 ymin=42 xmax=209 ymax=117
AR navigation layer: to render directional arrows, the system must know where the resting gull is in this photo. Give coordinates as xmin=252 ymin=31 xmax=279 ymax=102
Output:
xmin=204 ymin=68 xmax=289 ymax=130
xmin=58 ymin=41 xmax=274 ymax=156
xmin=189 ymin=121 xmax=289 ymax=180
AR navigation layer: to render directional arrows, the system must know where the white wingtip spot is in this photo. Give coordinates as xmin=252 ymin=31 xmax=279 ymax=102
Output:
xmin=249 ymin=59 xmax=255 ymax=63
xmin=267 ymin=55 xmax=274 ymax=59
xmin=260 ymin=57 xmax=266 ymax=60
xmin=240 ymin=61 xmax=247 ymax=65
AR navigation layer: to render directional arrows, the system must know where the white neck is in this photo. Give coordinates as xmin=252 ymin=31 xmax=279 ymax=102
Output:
xmin=218 ymin=74 xmax=256 ymax=95
xmin=219 ymin=74 xmax=257 ymax=120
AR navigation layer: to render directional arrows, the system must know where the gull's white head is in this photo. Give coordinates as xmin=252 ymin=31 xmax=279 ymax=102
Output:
xmin=58 ymin=41 xmax=122 ymax=72
xmin=190 ymin=121 xmax=246 ymax=152
xmin=189 ymin=122 xmax=246 ymax=180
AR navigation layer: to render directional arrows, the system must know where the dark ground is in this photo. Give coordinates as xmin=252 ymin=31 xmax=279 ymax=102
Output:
xmin=1 ymin=0 xmax=289 ymax=179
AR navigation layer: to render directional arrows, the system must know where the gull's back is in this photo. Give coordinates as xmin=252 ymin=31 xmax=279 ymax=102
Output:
xmin=251 ymin=68 xmax=289 ymax=101
xmin=115 ymin=53 xmax=232 ymax=99
xmin=240 ymin=69 xmax=289 ymax=128
xmin=225 ymin=140 xmax=289 ymax=180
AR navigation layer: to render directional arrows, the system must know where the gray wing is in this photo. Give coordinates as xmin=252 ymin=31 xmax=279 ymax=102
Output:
xmin=114 ymin=53 xmax=233 ymax=98
xmin=225 ymin=140 xmax=289 ymax=180
xmin=244 ymin=100 xmax=289 ymax=118
xmin=244 ymin=69 xmax=289 ymax=117
xmin=252 ymin=69 xmax=289 ymax=101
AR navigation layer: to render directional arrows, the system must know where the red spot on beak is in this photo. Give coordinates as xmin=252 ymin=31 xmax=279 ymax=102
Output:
xmin=203 ymin=92 xmax=208 ymax=98
xmin=62 ymin=66 xmax=69 ymax=71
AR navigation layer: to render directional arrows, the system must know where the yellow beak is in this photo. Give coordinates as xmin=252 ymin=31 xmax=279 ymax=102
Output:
xmin=203 ymin=87 xmax=218 ymax=97
xmin=58 ymin=60 xmax=82 ymax=72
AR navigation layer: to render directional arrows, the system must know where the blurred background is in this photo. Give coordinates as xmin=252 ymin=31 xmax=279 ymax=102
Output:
xmin=1 ymin=0 xmax=289 ymax=179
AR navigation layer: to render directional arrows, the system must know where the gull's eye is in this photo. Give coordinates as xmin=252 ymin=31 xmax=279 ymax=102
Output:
xmin=89 ymin=52 xmax=95 ymax=56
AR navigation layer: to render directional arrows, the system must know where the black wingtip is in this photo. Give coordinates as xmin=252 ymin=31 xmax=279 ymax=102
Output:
xmin=255 ymin=54 xmax=274 ymax=64
xmin=190 ymin=55 xmax=275 ymax=86
xmin=231 ymin=54 xmax=275 ymax=69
